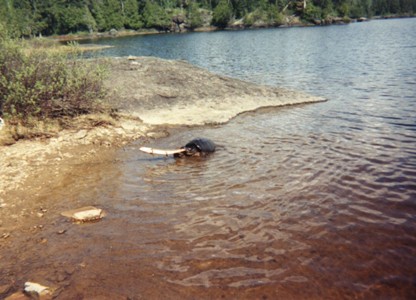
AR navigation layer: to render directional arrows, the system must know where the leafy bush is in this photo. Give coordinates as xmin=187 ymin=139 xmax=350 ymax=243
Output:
xmin=0 ymin=36 xmax=108 ymax=123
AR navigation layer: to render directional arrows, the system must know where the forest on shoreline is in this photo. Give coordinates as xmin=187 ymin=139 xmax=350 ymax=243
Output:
xmin=1 ymin=0 xmax=415 ymax=38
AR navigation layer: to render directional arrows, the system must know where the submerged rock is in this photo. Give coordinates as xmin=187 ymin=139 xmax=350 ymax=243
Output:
xmin=61 ymin=206 xmax=105 ymax=223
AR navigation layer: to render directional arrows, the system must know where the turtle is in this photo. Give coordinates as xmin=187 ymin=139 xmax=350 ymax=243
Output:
xmin=139 ymin=138 xmax=216 ymax=157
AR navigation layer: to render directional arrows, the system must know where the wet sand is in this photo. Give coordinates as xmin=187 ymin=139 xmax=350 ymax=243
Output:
xmin=0 ymin=56 xmax=324 ymax=299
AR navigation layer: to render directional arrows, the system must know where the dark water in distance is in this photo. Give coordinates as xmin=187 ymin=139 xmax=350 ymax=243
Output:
xmin=57 ymin=19 xmax=416 ymax=298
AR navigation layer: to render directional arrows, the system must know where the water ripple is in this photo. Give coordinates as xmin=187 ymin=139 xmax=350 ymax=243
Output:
xmin=59 ymin=19 xmax=416 ymax=298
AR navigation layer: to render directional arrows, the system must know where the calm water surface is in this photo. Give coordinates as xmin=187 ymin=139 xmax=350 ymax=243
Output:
xmin=8 ymin=19 xmax=416 ymax=299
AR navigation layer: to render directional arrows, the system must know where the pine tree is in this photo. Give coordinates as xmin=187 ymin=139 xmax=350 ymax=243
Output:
xmin=123 ymin=0 xmax=143 ymax=29
xmin=142 ymin=0 xmax=171 ymax=31
xmin=212 ymin=0 xmax=232 ymax=27
xmin=186 ymin=1 xmax=203 ymax=29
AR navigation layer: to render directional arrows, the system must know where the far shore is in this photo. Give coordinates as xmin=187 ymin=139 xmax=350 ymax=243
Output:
xmin=48 ymin=15 xmax=415 ymax=43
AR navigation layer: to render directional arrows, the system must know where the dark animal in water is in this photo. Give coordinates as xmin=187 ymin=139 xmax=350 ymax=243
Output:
xmin=139 ymin=138 xmax=216 ymax=157
xmin=175 ymin=138 xmax=216 ymax=157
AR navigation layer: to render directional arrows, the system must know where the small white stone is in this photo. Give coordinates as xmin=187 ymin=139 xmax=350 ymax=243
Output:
xmin=72 ymin=208 xmax=102 ymax=221
xmin=61 ymin=206 xmax=105 ymax=223
xmin=24 ymin=282 xmax=50 ymax=296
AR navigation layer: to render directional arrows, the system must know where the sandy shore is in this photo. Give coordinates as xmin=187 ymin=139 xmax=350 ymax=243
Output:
xmin=0 ymin=56 xmax=325 ymax=226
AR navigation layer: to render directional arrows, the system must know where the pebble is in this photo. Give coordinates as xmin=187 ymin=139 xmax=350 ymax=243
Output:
xmin=73 ymin=208 xmax=102 ymax=221
xmin=74 ymin=129 xmax=88 ymax=139
xmin=24 ymin=282 xmax=52 ymax=299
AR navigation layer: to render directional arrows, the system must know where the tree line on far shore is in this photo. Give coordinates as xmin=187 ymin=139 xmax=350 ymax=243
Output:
xmin=1 ymin=0 xmax=415 ymax=38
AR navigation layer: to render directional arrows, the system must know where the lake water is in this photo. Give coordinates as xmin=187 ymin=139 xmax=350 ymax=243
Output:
xmin=7 ymin=19 xmax=416 ymax=299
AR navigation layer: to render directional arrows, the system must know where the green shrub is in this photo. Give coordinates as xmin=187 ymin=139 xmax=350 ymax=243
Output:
xmin=302 ymin=3 xmax=323 ymax=22
xmin=0 ymin=37 xmax=108 ymax=123
xmin=142 ymin=0 xmax=171 ymax=31
xmin=243 ymin=9 xmax=264 ymax=26
xmin=212 ymin=0 xmax=233 ymax=28
xmin=243 ymin=5 xmax=284 ymax=27
xmin=186 ymin=3 xmax=204 ymax=29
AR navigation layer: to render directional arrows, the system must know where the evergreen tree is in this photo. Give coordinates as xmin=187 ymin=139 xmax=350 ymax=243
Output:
xmin=123 ymin=0 xmax=143 ymax=29
xmin=142 ymin=0 xmax=171 ymax=30
xmin=102 ymin=0 xmax=124 ymax=30
xmin=212 ymin=0 xmax=232 ymax=27
xmin=90 ymin=1 xmax=107 ymax=31
xmin=186 ymin=1 xmax=203 ymax=29
xmin=0 ymin=0 xmax=45 ymax=36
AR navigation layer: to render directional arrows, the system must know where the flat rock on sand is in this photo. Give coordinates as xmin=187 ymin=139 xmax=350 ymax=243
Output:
xmin=105 ymin=56 xmax=325 ymax=125
xmin=61 ymin=206 xmax=106 ymax=222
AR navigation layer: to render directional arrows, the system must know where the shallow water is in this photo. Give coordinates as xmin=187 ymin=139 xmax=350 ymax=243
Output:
xmin=3 ymin=19 xmax=416 ymax=298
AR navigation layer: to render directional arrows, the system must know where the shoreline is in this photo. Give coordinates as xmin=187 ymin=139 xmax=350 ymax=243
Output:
xmin=0 ymin=56 xmax=325 ymax=233
xmin=48 ymin=15 xmax=416 ymax=43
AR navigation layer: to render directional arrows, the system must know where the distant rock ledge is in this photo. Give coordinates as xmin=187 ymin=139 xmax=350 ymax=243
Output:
xmin=104 ymin=56 xmax=326 ymax=126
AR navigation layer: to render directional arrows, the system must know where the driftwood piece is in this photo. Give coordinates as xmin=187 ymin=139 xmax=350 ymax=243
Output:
xmin=139 ymin=147 xmax=186 ymax=156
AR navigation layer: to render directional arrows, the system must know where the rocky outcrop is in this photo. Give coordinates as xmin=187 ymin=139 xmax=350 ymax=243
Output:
xmin=105 ymin=56 xmax=325 ymax=126
xmin=172 ymin=15 xmax=186 ymax=32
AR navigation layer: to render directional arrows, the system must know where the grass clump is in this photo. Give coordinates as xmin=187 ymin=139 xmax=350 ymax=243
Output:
xmin=0 ymin=38 xmax=108 ymax=120
xmin=0 ymin=29 xmax=109 ymax=143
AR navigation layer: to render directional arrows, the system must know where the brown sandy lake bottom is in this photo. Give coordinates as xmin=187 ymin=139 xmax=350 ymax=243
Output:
xmin=2 ymin=101 xmax=415 ymax=299
xmin=2 ymin=19 xmax=416 ymax=299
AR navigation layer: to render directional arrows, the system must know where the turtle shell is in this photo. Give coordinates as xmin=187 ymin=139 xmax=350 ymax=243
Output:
xmin=184 ymin=138 xmax=216 ymax=154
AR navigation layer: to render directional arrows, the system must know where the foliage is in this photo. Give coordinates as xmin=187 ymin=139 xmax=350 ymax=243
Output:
xmin=303 ymin=2 xmax=323 ymax=21
xmin=123 ymin=0 xmax=143 ymax=29
xmin=142 ymin=0 xmax=171 ymax=30
xmin=243 ymin=3 xmax=285 ymax=26
xmin=0 ymin=0 xmax=415 ymax=37
xmin=0 ymin=35 xmax=108 ymax=122
xmin=92 ymin=0 xmax=125 ymax=31
xmin=212 ymin=0 xmax=233 ymax=28
xmin=186 ymin=2 xmax=204 ymax=29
